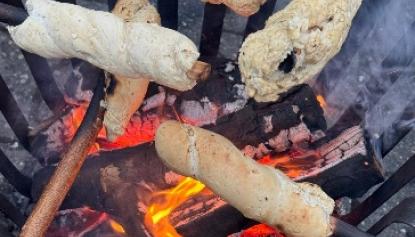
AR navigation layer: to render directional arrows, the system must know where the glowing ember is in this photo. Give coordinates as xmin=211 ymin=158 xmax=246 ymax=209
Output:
xmin=109 ymin=219 xmax=126 ymax=235
xmin=144 ymin=177 xmax=206 ymax=237
xmin=316 ymin=95 xmax=327 ymax=109
xmin=258 ymin=152 xmax=319 ymax=179
xmin=238 ymin=224 xmax=286 ymax=237
xmin=64 ymin=102 xmax=319 ymax=237
xmin=64 ymin=105 xmax=161 ymax=153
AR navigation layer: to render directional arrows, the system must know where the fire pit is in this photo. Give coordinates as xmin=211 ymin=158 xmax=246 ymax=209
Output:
xmin=0 ymin=0 xmax=414 ymax=237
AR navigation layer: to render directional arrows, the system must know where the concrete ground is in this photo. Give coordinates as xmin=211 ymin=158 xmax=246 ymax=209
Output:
xmin=0 ymin=0 xmax=414 ymax=236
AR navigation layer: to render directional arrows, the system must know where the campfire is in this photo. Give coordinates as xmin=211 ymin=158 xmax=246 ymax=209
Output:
xmin=0 ymin=0 xmax=414 ymax=237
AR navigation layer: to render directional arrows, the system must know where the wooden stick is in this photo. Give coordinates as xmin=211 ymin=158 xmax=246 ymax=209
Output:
xmin=19 ymin=76 xmax=106 ymax=237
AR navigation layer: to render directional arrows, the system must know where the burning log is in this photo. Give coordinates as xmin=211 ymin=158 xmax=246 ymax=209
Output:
xmin=32 ymin=144 xmax=164 ymax=236
xmin=30 ymin=59 xmax=325 ymax=163
xmin=31 ymin=125 xmax=383 ymax=237
xmin=239 ymin=0 xmax=362 ymax=102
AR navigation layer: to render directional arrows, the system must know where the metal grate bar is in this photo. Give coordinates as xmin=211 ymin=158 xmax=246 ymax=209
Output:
xmin=0 ymin=193 xmax=26 ymax=227
xmin=107 ymin=0 xmax=117 ymax=11
xmin=21 ymin=51 xmax=66 ymax=112
xmin=341 ymin=153 xmax=415 ymax=225
xmin=0 ymin=75 xmax=30 ymax=150
xmin=0 ymin=149 xmax=32 ymax=197
xmin=0 ymin=2 xmax=27 ymax=25
xmin=244 ymin=0 xmax=277 ymax=38
xmin=0 ymin=0 xmax=24 ymax=8
xmin=157 ymin=0 xmax=178 ymax=30
xmin=199 ymin=3 xmax=227 ymax=62
xmin=368 ymin=197 xmax=415 ymax=235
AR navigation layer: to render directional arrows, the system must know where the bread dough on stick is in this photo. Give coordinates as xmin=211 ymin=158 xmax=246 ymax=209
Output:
xmin=155 ymin=121 xmax=335 ymax=237
xmin=8 ymin=0 xmax=200 ymax=91
xmin=239 ymin=0 xmax=362 ymax=102
xmin=204 ymin=0 xmax=266 ymax=16
xmin=104 ymin=0 xmax=157 ymax=141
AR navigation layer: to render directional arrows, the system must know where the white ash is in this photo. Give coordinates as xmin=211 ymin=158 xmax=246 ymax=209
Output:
xmin=243 ymin=123 xmax=312 ymax=159
xmin=180 ymin=99 xmax=219 ymax=126
xmin=262 ymin=115 xmax=274 ymax=133
xmin=224 ymin=61 xmax=235 ymax=73
xmin=325 ymin=149 xmax=343 ymax=161
xmin=292 ymin=105 xmax=300 ymax=114
xmin=302 ymin=126 xmax=366 ymax=179
xmin=141 ymin=88 xmax=166 ymax=112
xmin=69 ymin=66 xmax=93 ymax=102
xmin=171 ymin=197 xmax=226 ymax=227
xmin=220 ymin=84 xmax=249 ymax=116
xmin=268 ymin=129 xmax=290 ymax=152
xmin=310 ymin=130 xmax=326 ymax=142
xmin=164 ymin=171 xmax=182 ymax=186
xmin=166 ymin=94 xmax=177 ymax=106
xmin=200 ymin=96 xmax=210 ymax=103
xmin=288 ymin=123 xmax=311 ymax=145
xmin=318 ymin=126 xmax=363 ymax=157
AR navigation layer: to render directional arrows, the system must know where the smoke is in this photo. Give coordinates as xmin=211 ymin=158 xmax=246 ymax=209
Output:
xmin=314 ymin=0 xmax=415 ymax=151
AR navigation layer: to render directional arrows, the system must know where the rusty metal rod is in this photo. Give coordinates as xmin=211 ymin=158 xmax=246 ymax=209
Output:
xmin=19 ymin=77 xmax=106 ymax=237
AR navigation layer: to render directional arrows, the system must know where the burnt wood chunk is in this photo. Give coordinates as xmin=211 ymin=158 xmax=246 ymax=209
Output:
xmin=301 ymin=126 xmax=384 ymax=199
xmin=32 ymin=60 xmax=326 ymax=163
xmin=207 ymin=85 xmax=326 ymax=149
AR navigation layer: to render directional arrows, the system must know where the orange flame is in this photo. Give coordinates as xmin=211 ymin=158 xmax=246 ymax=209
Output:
xmin=258 ymin=151 xmax=320 ymax=179
xmin=144 ymin=177 xmax=205 ymax=237
xmin=109 ymin=219 xmax=126 ymax=235
xmin=316 ymin=95 xmax=327 ymax=109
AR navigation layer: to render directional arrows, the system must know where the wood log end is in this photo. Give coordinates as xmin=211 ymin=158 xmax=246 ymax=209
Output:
xmin=186 ymin=61 xmax=211 ymax=82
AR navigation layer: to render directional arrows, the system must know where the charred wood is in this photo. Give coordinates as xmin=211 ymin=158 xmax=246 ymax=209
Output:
xmin=301 ymin=126 xmax=384 ymax=199
xmin=32 ymin=60 xmax=326 ymax=163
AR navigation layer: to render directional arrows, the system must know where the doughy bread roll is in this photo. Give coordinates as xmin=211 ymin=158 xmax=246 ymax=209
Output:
xmin=204 ymin=0 xmax=266 ymax=16
xmin=239 ymin=0 xmax=362 ymax=102
xmin=103 ymin=0 xmax=157 ymax=141
xmin=8 ymin=0 xmax=199 ymax=91
xmin=155 ymin=121 xmax=335 ymax=237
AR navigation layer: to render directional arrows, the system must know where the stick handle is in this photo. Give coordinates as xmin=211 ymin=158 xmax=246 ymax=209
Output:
xmin=19 ymin=77 xmax=106 ymax=237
